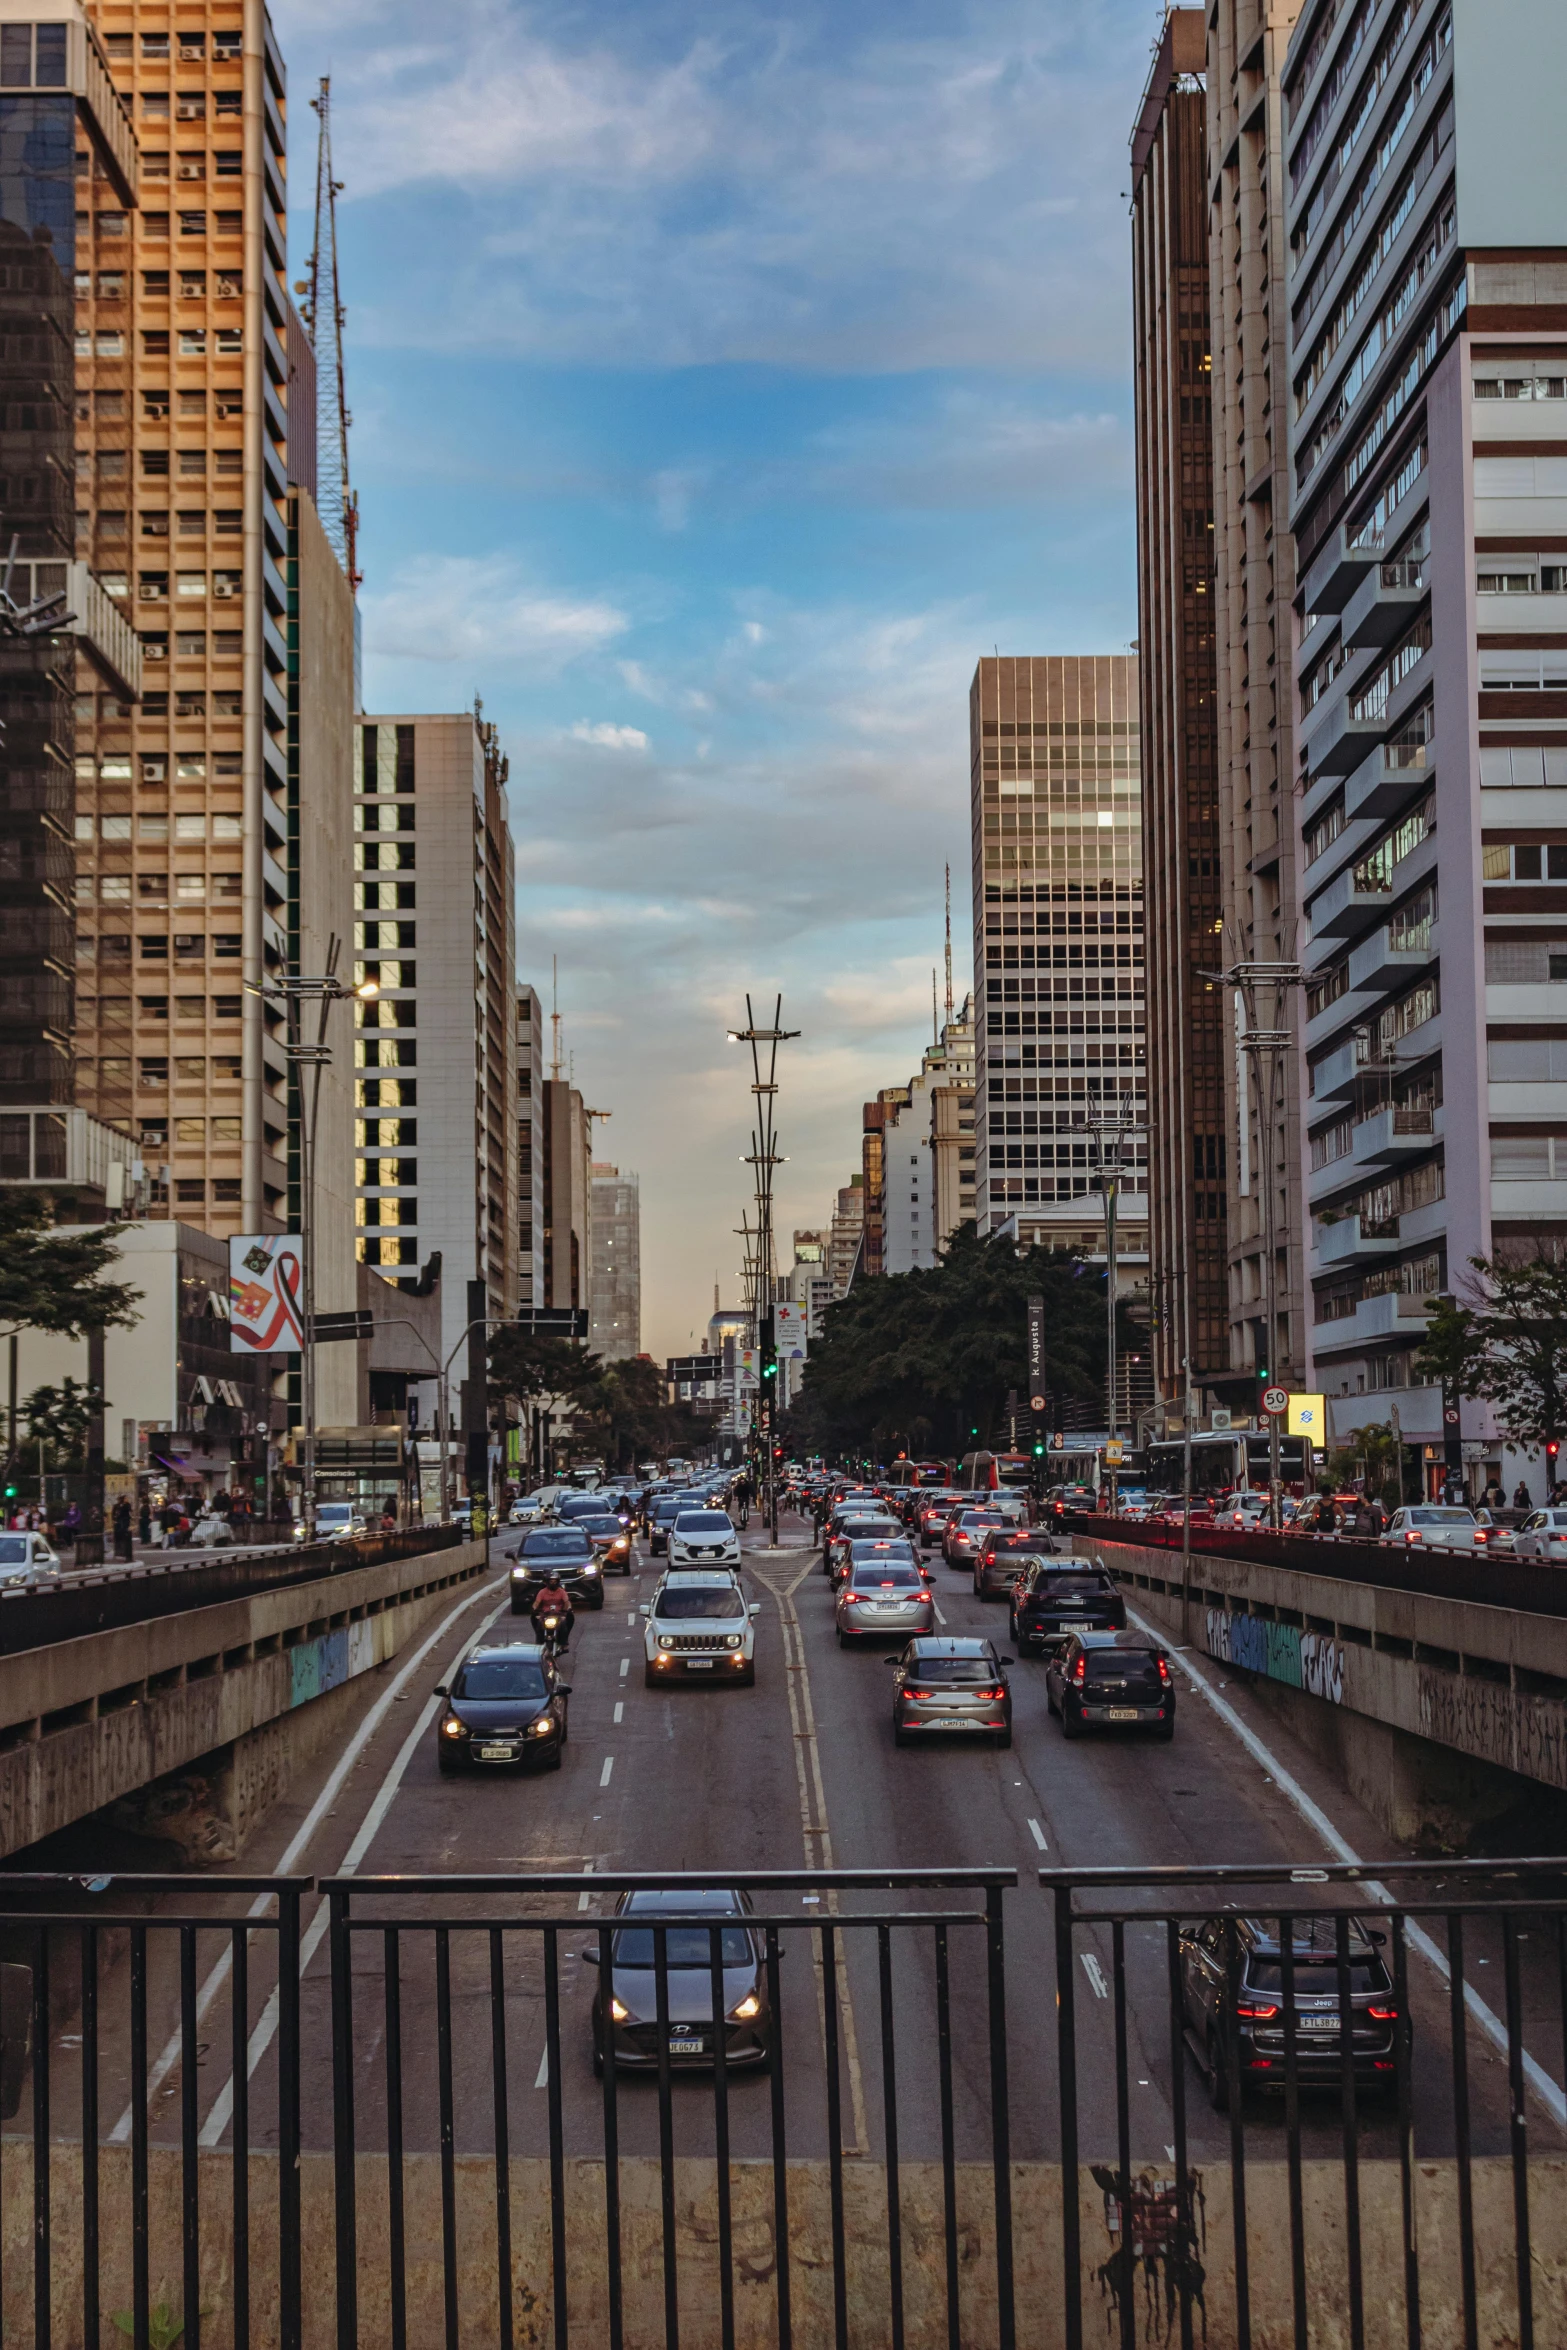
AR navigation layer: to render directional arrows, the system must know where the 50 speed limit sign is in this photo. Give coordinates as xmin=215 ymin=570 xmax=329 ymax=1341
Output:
xmin=1262 ymin=1385 xmax=1289 ymax=1417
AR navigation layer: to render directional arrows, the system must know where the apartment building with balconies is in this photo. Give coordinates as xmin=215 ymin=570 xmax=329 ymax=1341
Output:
xmin=515 ymin=983 xmax=545 ymax=1309
xmin=1286 ymin=0 xmax=1567 ymax=1455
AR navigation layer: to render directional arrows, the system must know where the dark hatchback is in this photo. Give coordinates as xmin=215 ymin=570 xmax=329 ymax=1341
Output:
xmin=1045 ymin=1628 xmax=1174 ymax=1738
xmin=585 ymin=1887 xmax=772 ymax=2073
xmin=1179 ymin=1914 xmax=1401 ymax=2108
xmin=509 ymin=1526 xmax=605 ymax=1612
xmin=434 ymin=1641 xmax=569 ymax=1772
xmin=1010 ymin=1556 xmax=1126 ymax=1652
xmin=648 ymin=1497 xmax=687 ymax=1556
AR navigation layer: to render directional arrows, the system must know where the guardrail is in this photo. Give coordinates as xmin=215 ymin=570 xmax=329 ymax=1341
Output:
xmin=0 ymin=1526 xmax=468 ymax=1657
xmin=1069 ymin=1513 xmax=1567 ymax=1618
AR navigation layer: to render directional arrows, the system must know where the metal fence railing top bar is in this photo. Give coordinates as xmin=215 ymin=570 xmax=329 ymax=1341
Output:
xmin=0 ymin=1872 xmax=315 ymax=1899
xmin=324 ymin=1865 xmax=1020 ymax=1897
xmin=1039 ymin=1855 xmax=1567 ymax=1892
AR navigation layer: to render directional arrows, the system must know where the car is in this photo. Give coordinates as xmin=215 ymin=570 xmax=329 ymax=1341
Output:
xmin=1470 ymin=1507 xmax=1518 ymax=1555
xmin=831 ymin=1533 xmax=921 ymax=1592
xmin=1513 ymin=1507 xmax=1567 ymax=1561
xmin=822 ymin=1510 xmax=900 ymax=1572
xmin=1179 ymin=1913 xmax=1400 ymax=2109
xmin=1380 ymin=1505 xmax=1488 ymax=1551
xmin=972 ymin=1527 xmax=1058 ymax=1601
xmin=508 ymin=1489 xmax=556 ymax=1526
xmin=313 ymin=1501 xmax=366 ymax=1542
xmin=913 ymin=1489 xmax=965 ymax=1546
xmin=668 ymin=1509 xmax=742 ymax=1568
xmin=836 ymin=1553 xmax=934 ymax=1643
xmin=1045 ymin=1628 xmax=1174 ymax=1739
xmin=434 ymin=1638 xmax=569 ymax=1772
xmin=0 ymin=1531 xmax=61 ymax=1586
xmin=509 ymin=1526 xmax=605 ymax=1612
xmin=555 ymin=1491 xmax=610 ymax=1525
xmin=577 ymin=1511 xmax=635 ymax=1573
xmin=887 ymin=1635 xmax=1013 ymax=1747
xmin=648 ymin=1497 xmax=689 ymax=1556
xmin=941 ymin=1507 xmax=1008 ymax=1569
xmin=642 ymin=1569 xmax=760 ymax=1686
xmin=585 ymin=1886 xmax=772 ymax=2074
xmin=1010 ymin=1555 xmax=1126 ymax=1653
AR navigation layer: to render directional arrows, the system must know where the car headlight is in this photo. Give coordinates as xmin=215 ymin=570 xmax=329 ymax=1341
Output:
xmin=725 ymin=1635 xmax=742 ymax=1649
xmin=527 ymin=1715 xmax=555 ymax=1737
xmin=510 ymin=1567 xmax=529 ymax=1580
xmin=658 ymin=1636 xmax=674 ymax=1650
xmin=583 ymin=1563 xmax=599 ymax=1575
xmin=728 ymin=1992 xmax=762 ymax=2021
xmin=441 ymin=1716 xmax=465 ymax=1740
xmin=609 ymin=1997 xmax=632 ymax=2022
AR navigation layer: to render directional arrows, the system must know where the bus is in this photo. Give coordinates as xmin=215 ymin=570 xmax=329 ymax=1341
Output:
xmin=960 ymin=1450 xmax=1034 ymax=1492
xmin=1145 ymin=1431 xmax=1306 ymax=1499
xmin=885 ymin=1460 xmax=953 ymax=1490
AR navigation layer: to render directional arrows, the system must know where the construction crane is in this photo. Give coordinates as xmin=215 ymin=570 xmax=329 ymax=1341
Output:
xmin=301 ymin=77 xmax=359 ymax=589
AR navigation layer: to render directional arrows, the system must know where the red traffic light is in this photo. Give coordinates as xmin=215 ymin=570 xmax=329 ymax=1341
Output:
xmin=1550 ymin=1441 xmax=1561 ymax=1460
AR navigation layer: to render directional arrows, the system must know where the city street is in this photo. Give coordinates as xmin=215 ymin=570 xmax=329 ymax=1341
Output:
xmin=43 ymin=1512 xmax=1567 ymax=2179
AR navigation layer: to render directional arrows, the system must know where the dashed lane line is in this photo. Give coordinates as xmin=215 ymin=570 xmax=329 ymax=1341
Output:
xmin=1027 ymin=1819 xmax=1048 ymax=1851
xmin=600 ymin=1755 xmax=615 ymax=1787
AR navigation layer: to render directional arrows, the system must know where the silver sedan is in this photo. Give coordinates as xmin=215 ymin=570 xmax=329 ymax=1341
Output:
xmin=835 ymin=1557 xmax=935 ymax=1644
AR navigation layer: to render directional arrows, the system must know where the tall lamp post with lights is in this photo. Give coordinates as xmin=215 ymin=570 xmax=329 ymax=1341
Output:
xmin=249 ymin=938 xmax=378 ymax=1531
xmin=1080 ymin=1091 xmax=1146 ymax=1514
xmin=728 ymin=997 xmax=798 ymax=1544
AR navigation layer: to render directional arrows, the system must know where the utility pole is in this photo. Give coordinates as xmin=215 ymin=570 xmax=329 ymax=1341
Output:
xmin=944 ymin=863 xmax=955 ymax=1026
xmin=728 ymin=996 xmax=798 ymax=1545
xmin=1081 ymin=1091 xmax=1145 ymax=1516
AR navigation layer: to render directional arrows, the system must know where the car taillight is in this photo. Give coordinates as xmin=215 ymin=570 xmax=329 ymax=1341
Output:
xmin=1473 ymin=1531 xmax=1488 ymax=1545
xmin=1157 ymin=1656 xmax=1171 ymax=1684
xmin=842 ymin=1592 xmax=859 ymax=1603
xmin=1235 ymin=2003 xmax=1278 ymax=2019
xmin=1367 ymin=2005 xmax=1399 ymax=2020
xmin=1072 ymin=1656 xmax=1086 ymax=1685
xmin=1404 ymin=1531 xmax=1422 ymax=1543
xmin=981 ymin=1687 xmax=1005 ymax=1701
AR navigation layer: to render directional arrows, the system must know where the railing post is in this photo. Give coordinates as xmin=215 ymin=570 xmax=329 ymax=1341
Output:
xmin=325 ymin=1882 xmax=353 ymax=2350
xmin=985 ymin=1879 xmax=1015 ymax=2350
xmin=1054 ymin=1883 xmax=1080 ymax=2350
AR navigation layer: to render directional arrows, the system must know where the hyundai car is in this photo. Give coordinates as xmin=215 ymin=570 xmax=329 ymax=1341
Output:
xmin=1179 ymin=1913 xmax=1400 ymax=2108
xmin=887 ymin=1636 xmax=1013 ymax=1747
xmin=642 ymin=1570 xmax=759 ymax=1685
xmin=668 ymin=1509 xmax=742 ymax=1568
xmin=941 ymin=1507 xmax=1007 ymax=1569
xmin=1046 ymin=1628 xmax=1174 ymax=1738
xmin=1010 ymin=1556 xmax=1125 ymax=1653
xmin=972 ymin=1527 xmax=1058 ymax=1601
xmin=434 ymin=1639 xmax=569 ymax=1772
xmin=509 ymin=1525 xmax=604 ymax=1612
xmin=836 ymin=1553 xmax=934 ymax=1642
xmin=585 ymin=1886 xmax=772 ymax=2073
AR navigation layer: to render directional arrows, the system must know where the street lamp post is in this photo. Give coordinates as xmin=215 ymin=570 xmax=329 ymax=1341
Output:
xmin=729 ymin=997 xmax=798 ymax=1546
xmin=1082 ymin=1092 xmax=1145 ymax=1515
xmin=249 ymin=939 xmax=378 ymax=1534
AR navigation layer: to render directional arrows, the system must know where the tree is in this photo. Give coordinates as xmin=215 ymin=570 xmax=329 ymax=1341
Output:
xmin=0 ymin=1192 xmax=140 ymax=1343
xmin=1452 ymin=1253 xmax=1567 ymax=1457
xmin=488 ymin=1329 xmax=604 ymax=1412
xmin=23 ymin=1379 xmax=106 ymax=1469
xmin=1412 ymin=1292 xmax=1487 ymax=1409
xmin=1322 ymin=1420 xmax=1405 ymax=1508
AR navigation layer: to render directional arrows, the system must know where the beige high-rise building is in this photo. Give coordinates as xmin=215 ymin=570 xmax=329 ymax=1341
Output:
xmin=541 ymin=1077 xmax=592 ymax=1314
xmin=589 ymin=1162 xmax=639 ymax=1360
xmin=515 ymin=983 xmax=545 ymax=1309
xmin=1207 ymin=0 xmax=1307 ymax=1394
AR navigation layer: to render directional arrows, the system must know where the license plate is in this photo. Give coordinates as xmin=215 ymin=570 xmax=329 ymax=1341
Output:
xmin=669 ymin=2036 xmax=706 ymax=2054
xmin=931 ymin=1719 xmax=975 ymax=1729
xmin=686 ymin=1659 xmax=714 ymax=1670
xmin=478 ymin=1745 xmax=515 ymax=1761
xmin=1106 ymin=1708 xmax=1140 ymax=1722
xmin=1299 ymin=2018 xmax=1339 ymax=2033
xmin=1059 ymin=1621 xmax=1091 ymax=1632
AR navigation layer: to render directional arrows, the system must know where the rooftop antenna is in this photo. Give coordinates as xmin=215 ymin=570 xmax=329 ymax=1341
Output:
xmin=302 ymin=78 xmax=359 ymax=589
xmin=550 ymin=954 xmax=562 ymax=1081
xmin=944 ymin=862 xmax=954 ymax=1025
xmin=932 ymin=967 xmax=939 ymax=1048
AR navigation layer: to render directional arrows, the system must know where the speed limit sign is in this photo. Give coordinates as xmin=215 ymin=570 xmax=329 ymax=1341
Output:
xmin=1262 ymin=1385 xmax=1289 ymax=1417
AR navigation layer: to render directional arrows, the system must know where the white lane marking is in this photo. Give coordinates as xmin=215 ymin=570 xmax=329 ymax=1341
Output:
xmin=1126 ymin=1604 xmax=1567 ymax=2130
xmin=613 ymin=1701 xmax=624 ymax=1724
xmin=931 ymin=1598 xmax=947 ymax=1626
xmin=619 ymin=1657 xmax=629 ymax=1678
xmin=112 ymin=1566 xmax=509 ymax=2145
xmin=1082 ymin=1952 xmax=1109 ymax=1999
xmin=1027 ymin=1819 xmax=1048 ymax=1851
xmin=535 ymin=2046 xmax=549 ymax=2089
xmin=578 ymin=1861 xmax=595 ymax=1914
xmin=626 ymin=1611 xmax=637 ymax=1624
xmin=600 ymin=1755 xmax=614 ymax=1787
xmin=195 ymin=1591 xmax=513 ymax=2147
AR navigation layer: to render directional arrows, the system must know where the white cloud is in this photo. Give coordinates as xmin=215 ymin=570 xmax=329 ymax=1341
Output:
xmin=360 ymin=555 xmax=627 ymax=676
xmin=570 ymin=721 xmax=650 ymax=750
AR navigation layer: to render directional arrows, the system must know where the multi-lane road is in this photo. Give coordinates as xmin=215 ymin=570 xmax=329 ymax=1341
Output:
xmin=38 ymin=1505 xmax=1565 ymax=2181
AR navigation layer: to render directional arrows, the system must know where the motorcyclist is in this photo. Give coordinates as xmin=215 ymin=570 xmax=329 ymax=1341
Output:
xmin=529 ymin=1571 xmax=575 ymax=1653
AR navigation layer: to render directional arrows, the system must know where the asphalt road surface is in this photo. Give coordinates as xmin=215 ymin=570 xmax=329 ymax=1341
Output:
xmin=21 ymin=1510 xmax=1567 ymax=2176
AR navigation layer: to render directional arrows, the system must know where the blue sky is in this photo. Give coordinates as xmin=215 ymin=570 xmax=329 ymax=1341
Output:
xmin=274 ymin=0 xmax=1160 ymax=1358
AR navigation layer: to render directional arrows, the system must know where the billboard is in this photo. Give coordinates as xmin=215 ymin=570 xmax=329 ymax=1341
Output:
xmin=229 ymin=1235 xmax=304 ymax=1354
xmin=775 ymin=1304 xmax=808 ymax=1362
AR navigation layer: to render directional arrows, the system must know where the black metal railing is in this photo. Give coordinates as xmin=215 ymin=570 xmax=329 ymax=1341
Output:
xmin=0 ymin=1859 xmax=1565 ymax=2347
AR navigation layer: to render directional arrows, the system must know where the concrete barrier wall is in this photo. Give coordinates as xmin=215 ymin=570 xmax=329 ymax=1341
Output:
xmin=2 ymin=2144 xmax=1557 ymax=2349
xmin=0 ymin=1540 xmax=489 ymax=1860
xmin=1082 ymin=1535 xmax=1567 ymax=1847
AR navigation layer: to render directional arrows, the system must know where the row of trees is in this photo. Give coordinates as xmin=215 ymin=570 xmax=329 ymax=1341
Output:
xmin=487 ymin=1328 xmax=707 ymax=1477
xmin=1415 ymin=1252 xmax=1567 ymax=1456
xmin=778 ymin=1223 xmax=1131 ymax=1461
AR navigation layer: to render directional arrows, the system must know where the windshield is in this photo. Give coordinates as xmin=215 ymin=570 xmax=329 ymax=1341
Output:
xmin=658 ymin=1588 xmax=745 ymax=1619
xmin=1410 ymin=1509 xmax=1476 ymax=1525
xmin=523 ymin=1531 xmax=592 ymax=1557
xmin=1035 ymin=1573 xmax=1116 ymax=1599
xmin=581 ymin=1517 xmax=623 ymax=1535
xmin=613 ymin=1923 xmax=753 ymax=1967
xmin=675 ymin=1512 xmax=732 ymax=1533
xmin=0 ymin=1538 xmax=32 ymax=1564
xmin=1247 ymin=1959 xmax=1390 ymax=1995
xmin=316 ymin=1505 xmax=352 ymax=1524
xmin=456 ymin=1659 xmax=547 ymax=1700
xmin=1085 ymin=1649 xmax=1161 ymax=1683
xmin=851 ymin=1565 xmax=921 ymax=1589
xmin=907 ymin=1656 xmax=998 ymax=1684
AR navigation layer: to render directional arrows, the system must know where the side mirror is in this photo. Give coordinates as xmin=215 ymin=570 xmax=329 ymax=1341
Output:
xmin=998 ymin=1654 xmax=1016 ymax=1666
xmin=749 ymin=1604 xmax=760 ymax=1617
xmin=580 ymin=1948 xmax=600 ymax=1964
xmin=639 ymin=1602 xmax=650 ymax=1615
xmin=434 ymin=1684 xmax=448 ymax=1698
xmin=883 ymin=1656 xmax=900 ymax=1666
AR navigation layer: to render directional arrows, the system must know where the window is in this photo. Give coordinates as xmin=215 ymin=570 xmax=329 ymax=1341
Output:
xmin=142 ymin=94 xmax=170 ymax=121
xmin=1307 ymin=798 xmax=1345 ymax=864
xmin=179 ymin=211 xmax=207 ymax=238
xmin=1353 ymin=793 xmax=1433 ymax=894
xmin=1387 ymin=885 xmax=1436 ymax=953
xmin=1491 ymin=1134 xmax=1567 ymax=1181
xmin=1488 ymin=1036 xmax=1567 ymax=1082
xmin=1474 ymin=376 xmax=1567 ymax=402
xmin=1311 ymin=1117 xmax=1354 ymax=1170
xmin=1307 ymin=960 xmax=1349 ymax=1019
xmin=176 ymin=92 xmax=206 ymax=121
xmin=1483 ymin=843 xmax=1567 ymax=883
xmin=175 ymin=1180 xmax=206 ymax=1204
xmin=1477 ymin=564 xmax=1567 ymax=595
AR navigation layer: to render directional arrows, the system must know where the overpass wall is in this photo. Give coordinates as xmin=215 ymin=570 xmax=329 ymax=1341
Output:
xmin=0 ymin=1539 xmax=490 ymax=1861
xmin=1082 ymin=1536 xmax=1567 ymax=1848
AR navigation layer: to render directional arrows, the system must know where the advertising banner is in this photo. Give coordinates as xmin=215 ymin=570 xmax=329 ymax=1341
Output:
xmin=229 ymin=1235 xmax=304 ymax=1354
xmin=774 ymin=1304 xmax=808 ymax=1362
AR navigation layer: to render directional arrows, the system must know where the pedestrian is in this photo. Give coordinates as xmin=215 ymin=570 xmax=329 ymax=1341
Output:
xmin=1482 ymin=1474 xmax=1505 ymax=1511
xmin=138 ymin=1496 xmax=152 ymax=1545
xmin=112 ymin=1495 xmax=133 ymax=1560
xmin=1514 ymin=1479 xmax=1532 ymax=1511
xmin=60 ymin=1500 xmax=80 ymax=1549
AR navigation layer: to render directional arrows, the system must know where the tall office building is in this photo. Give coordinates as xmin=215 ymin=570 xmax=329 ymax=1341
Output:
xmin=1131 ymin=10 xmax=1228 ymax=1410
xmin=515 ymin=983 xmax=545 ymax=1308
xmin=72 ymin=3 xmax=299 ymax=1236
xmin=541 ymin=1075 xmax=591 ymax=1314
xmin=588 ymin=1162 xmax=639 ymax=1360
xmin=0 ymin=0 xmax=138 ymax=1108
xmin=880 ymin=1000 xmax=977 ymax=1273
xmin=969 ymin=656 xmax=1148 ymax=1269
xmin=1286 ymin=0 xmax=1567 ymax=1459
xmin=352 ymin=711 xmax=518 ymax=1371
xmin=1207 ymin=0 xmax=1307 ymax=1395
xmin=826 ymin=1176 xmax=863 ymax=1296
xmin=780 ymin=1231 xmax=835 ymax=1338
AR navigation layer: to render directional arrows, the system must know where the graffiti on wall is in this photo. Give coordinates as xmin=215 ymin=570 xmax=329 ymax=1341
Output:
xmin=1205 ymin=1609 xmax=1345 ymax=1705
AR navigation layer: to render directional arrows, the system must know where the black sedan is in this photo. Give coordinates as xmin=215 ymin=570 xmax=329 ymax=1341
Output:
xmin=1010 ymin=1556 xmax=1126 ymax=1652
xmin=585 ymin=1887 xmax=772 ymax=2073
xmin=1179 ymin=1913 xmax=1400 ymax=2108
xmin=509 ymin=1526 xmax=606 ymax=1612
xmin=888 ymin=1636 xmax=1013 ymax=1748
xmin=1045 ymin=1628 xmax=1174 ymax=1738
xmin=434 ymin=1640 xmax=568 ymax=1772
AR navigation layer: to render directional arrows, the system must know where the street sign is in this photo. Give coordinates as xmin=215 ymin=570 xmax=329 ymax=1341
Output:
xmin=1262 ymin=1385 xmax=1289 ymax=1417
xmin=1286 ymin=1392 xmax=1325 ymax=1439
xmin=1211 ymin=1408 xmax=1232 ymax=1432
xmin=1103 ymin=1439 xmax=1124 ymax=1466
xmin=775 ymin=1304 xmax=807 ymax=1361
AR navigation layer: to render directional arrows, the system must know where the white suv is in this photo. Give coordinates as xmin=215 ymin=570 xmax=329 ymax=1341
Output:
xmin=642 ymin=1570 xmax=759 ymax=1686
xmin=668 ymin=1508 xmax=742 ymax=1568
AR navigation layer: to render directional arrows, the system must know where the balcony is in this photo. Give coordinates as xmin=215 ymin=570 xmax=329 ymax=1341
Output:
xmin=1351 ymin=1102 xmax=1440 ymax=1168
xmin=1301 ymin=515 xmax=1383 ymax=617
xmin=1343 ymin=559 xmax=1428 ymax=651
xmin=1348 ymin=919 xmax=1436 ymax=994
xmin=1300 ymin=686 xmax=1386 ymax=779
xmin=1308 ymin=1035 xmax=1369 ymax=1103
xmin=1314 ymin=1287 xmax=1438 ymax=1352
xmin=1345 ymin=730 xmax=1433 ymax=822
xmin=1313 ymin=1212 xmax=1401 ymax=1268
xmin=1307 ymin=858 xmax=1393 ymax=941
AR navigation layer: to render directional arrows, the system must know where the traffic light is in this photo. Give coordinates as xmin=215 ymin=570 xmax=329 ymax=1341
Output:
xmin=1032 ymin=1439 xmax=1045 ymax=1459
xmin=1550 ymin=1440 xmax=1560 ymax=1466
